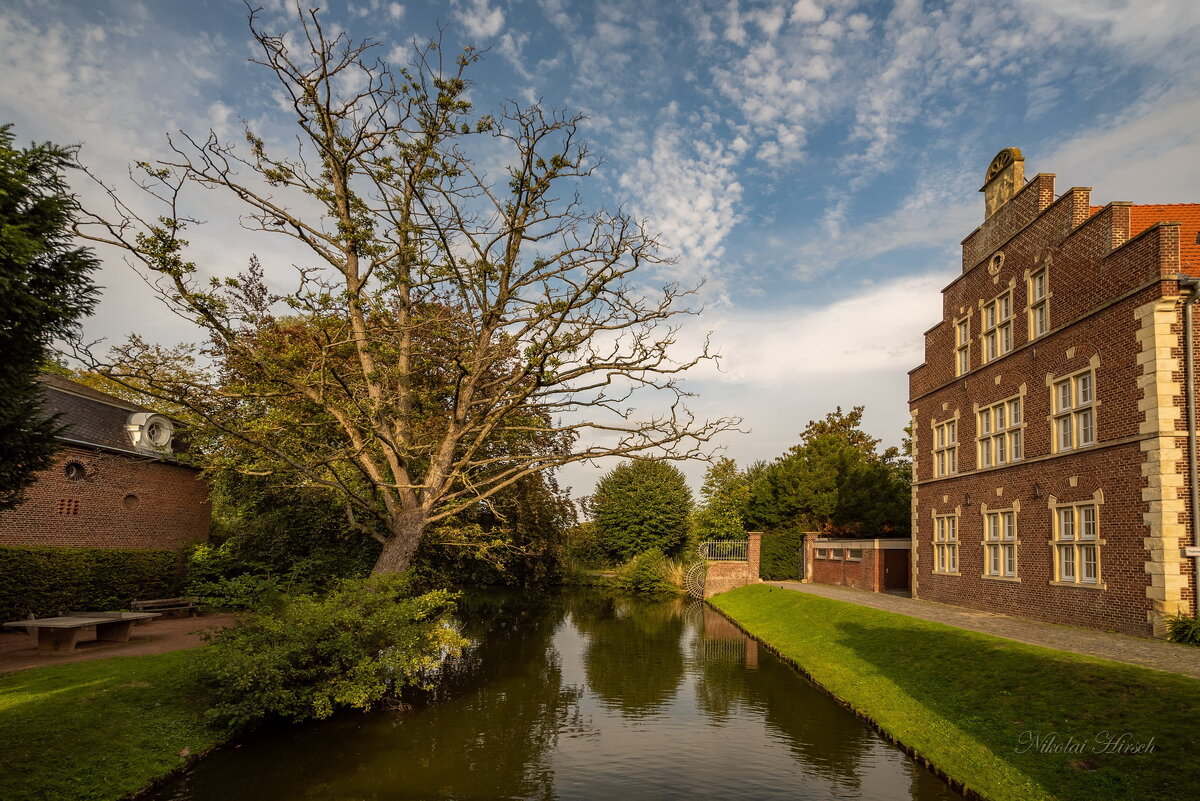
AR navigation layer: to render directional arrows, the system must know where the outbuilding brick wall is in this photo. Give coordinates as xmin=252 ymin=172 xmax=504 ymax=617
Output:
xmin=0 ymin=446 xmax=210 ymax=551
xmin=810 ymin=547 xmax=880 ymax=592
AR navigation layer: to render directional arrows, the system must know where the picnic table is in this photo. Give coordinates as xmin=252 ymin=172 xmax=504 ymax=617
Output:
xmin=3 ymin=612 xmax=161 ymax=653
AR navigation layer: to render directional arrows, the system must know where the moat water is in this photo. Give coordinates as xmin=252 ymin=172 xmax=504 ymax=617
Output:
xmin=147 ymin=590 xmax=961 ymax=800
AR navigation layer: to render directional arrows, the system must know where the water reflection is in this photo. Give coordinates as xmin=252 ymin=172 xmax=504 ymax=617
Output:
xmin=149 ymin=590 xmax=959 ymax=801
xmin=572 ymin=593 xmax=686 ymax=719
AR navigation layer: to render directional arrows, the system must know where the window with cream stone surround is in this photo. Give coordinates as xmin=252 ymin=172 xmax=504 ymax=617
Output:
xmin=1048 ymin=491 xmax=1105 ymax=589
xmin=981 ymin=502 xmax=1020 ymax=580
xmin=933 ymin=511 xmax=959 ymax=575
xmin=1051 ymin=368 xmax=1097 ymax=453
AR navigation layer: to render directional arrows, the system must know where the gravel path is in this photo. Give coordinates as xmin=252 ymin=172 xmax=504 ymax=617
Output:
xmin=0 ymin=614 xmax=235 ymax=675
xmin=766 ymin=581 xmax=1200 ymax=679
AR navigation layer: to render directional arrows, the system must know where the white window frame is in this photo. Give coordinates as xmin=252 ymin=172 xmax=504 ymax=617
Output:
xmin=1052 ymin=370 xmax=1096 ymax=452
xmin=1029 ymin=268 xmax=1049 ymax=339
xmin=934 ymin=514 xmax=959 ymax=575
xmin=1052 ymin=502 xmax=1101 ymax=587
xmin=981 ymin=290 xmax=1014 ymax=363
xmin=933 ymin=419 xmax=958 ymax=477
xmin=983 ymin=509 xmax=1018 ymax=579
xmin=977 ymin=396 xmax=1024 ymax=469
xmin=955 ymin=317 xmax=971 ymax=376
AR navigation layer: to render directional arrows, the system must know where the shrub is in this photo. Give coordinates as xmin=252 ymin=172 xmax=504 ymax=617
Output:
xmin=611 ymin=549 xmax=680 ymax=595
xmin=759 ymin=529 xmax=805 ymax=580
xmin=0 ymin=545 xmax=183 ymax=620
xmin=195 ymin=574 xmax=468 ymax=730
xmin=1164 ymin=613 xmax=1200 ymax=646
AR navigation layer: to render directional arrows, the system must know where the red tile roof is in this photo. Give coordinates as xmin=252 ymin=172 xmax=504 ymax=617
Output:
xmin=1129 ymin=204 xmax=1200 ymax=274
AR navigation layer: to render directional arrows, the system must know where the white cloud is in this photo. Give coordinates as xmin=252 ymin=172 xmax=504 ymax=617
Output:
xmin=617 ymin=120 xmax=745 ymax=292
xmin=791 ymin=0 xmax=824 ymax=25
xmin=454 ymin=0 xmax=505 ymax=40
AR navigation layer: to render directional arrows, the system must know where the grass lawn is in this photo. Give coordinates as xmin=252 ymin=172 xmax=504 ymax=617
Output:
xmin=712 ymin=585 xmax=1200 ymax=801
xmin=0 ymin=650 xmax=224 ymax=801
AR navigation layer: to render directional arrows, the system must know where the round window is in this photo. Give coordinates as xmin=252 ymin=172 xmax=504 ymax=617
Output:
xmin=63 ymin=462 xmax=87 ymax=481
xmin=123 ymin=493 xmax=140 ymax=510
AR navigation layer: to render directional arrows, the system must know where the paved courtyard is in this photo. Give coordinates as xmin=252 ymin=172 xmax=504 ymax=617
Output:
xmin=767 ymin=581 xmax=1200 ymax=679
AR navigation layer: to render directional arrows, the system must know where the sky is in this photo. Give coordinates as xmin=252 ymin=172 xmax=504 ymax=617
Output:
xmin=2 ymin=0 xmax=1199 ymax=498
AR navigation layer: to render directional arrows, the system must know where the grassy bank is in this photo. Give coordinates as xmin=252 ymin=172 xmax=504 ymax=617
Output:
xmin=0 ymin=650 xmax=223 ymax=801
xmin=711 ymin=585 xmax=1200 ymax=801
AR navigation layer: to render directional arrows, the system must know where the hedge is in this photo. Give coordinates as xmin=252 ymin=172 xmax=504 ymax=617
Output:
xmin=0 ymin=546 xmax=185 ymax=621
xmin=758 ymin=529 xmax=804 ymax=580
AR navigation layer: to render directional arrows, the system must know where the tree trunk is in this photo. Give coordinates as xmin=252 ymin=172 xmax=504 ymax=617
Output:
xmin=371 ymin=510 xmax=428 ymax=574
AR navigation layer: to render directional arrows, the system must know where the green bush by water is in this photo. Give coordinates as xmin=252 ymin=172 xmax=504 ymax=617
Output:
xmin=195 ymin=573 xmax=468 ymax=730
xmin=0 ymin=545 xmax=183 ymax=620
xmin=610 ymin=549 xmax=681 ymax=595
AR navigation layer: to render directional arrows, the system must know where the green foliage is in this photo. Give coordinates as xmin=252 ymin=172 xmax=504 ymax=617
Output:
xmin=1164 ymin=613 xmax=1200 ymax=646
xmin=744 ymin=447 xmax=838 ymax=532
xmin=0 ymin=125 xmax=99 ymax=510
xmin=746 ymin=407 xmax=910 ymax=537
xmin=186 ymin=564 xmax=287 ymax=612
xmin=610 ymin=549 xmax=679 ymax=595
xmin=565 ymin=522 xmax=607 ymax=568
xmin=758 ymin=529 xmax=805 ymax=580
xmin=0 ymin=546 xmax=183 ymax=620
xmin=184 ymin=473 xmax=381 ymax=607
xmin=195 ymin=574 xmax=468 ymax=730
xmin=690 ymin=457 xmax=749 ymax=542
xmin=410 ymin=473 xmax=575 ymax=587
xmin=202 ymin=473 xmax=381 ymax=586
xmin=592 ymin=460 xmax=692 ymax=561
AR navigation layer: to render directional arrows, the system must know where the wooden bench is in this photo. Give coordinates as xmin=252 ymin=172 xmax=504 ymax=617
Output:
xmin=3 ymin=612 xmax=161 ymax=652
xmin=130 ymin=597 xmax=198 ymax=617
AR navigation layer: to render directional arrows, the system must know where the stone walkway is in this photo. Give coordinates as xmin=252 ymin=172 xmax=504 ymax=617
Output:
xmin=766 ymin=581 xmax=1200 ymax=680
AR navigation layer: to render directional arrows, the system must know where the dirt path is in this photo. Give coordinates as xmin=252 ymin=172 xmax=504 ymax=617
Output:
xmin=0 ymin=613 xmax=236 ymax=674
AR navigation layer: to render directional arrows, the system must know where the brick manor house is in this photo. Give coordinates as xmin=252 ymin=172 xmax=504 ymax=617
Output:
xmin=908 ymin=148 xmax=1200 ymax=638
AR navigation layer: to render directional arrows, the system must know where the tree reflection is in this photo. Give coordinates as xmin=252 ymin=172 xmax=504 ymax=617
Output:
xmin=571 ymin=592 xmax=687 ymax=718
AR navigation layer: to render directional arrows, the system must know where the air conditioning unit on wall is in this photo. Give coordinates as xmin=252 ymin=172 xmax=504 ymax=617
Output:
xmin=125 ymin=413 xmax=175 ymax=456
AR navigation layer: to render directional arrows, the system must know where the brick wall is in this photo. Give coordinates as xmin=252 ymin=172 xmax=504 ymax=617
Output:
xmin=703 ymin=532 xmax=761 ymax=598
xmin=810 ymin=547 xmax=879 ymax=592
xmin=0 ymin=446 xmax=211 ymax=551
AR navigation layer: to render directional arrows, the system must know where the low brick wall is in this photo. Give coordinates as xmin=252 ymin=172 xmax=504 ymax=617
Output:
xmin=703 ymin=532 xmax=762 ymax=598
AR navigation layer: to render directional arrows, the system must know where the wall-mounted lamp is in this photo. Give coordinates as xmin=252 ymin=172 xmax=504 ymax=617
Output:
xmin=963 ymin=493 xmax=971 ymax=506
xmin=1032 ymin=482 xmax=1042 ymax=499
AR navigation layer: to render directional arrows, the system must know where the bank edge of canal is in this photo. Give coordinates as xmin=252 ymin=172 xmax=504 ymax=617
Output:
xmin=709 ymin=584 xmax=1200 ymax=801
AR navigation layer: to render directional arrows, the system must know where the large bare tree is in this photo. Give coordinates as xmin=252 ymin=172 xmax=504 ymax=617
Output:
xmin=77 ymin=8 xmax=737 ymax=573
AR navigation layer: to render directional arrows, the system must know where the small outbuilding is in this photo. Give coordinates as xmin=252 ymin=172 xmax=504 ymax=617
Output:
xmin=803 ymin=535 xmax=912 ymax=594
xmin=0 ymin=374 xmax=210 ymax=551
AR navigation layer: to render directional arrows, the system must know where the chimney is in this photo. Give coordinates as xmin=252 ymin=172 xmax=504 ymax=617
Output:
xmin=981 ymin=147 xmax=1025 ymax=219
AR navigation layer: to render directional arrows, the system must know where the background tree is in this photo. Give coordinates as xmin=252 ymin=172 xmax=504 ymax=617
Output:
xmin=0 ymin=125 xmax=98 ymax=510
xmin=746 ymin=407 xmax=910 ymax=537
xmin=690 ymin=457 xmax=749 ymax=541
xmin=591 ymin=460 xmax=692 ymax=561
xmin=77 ymin=9 xmax=734 ymax=574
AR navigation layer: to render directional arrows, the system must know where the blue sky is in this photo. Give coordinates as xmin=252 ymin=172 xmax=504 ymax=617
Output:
xmin=3 ymin=0 xmax=1199 ymax=496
